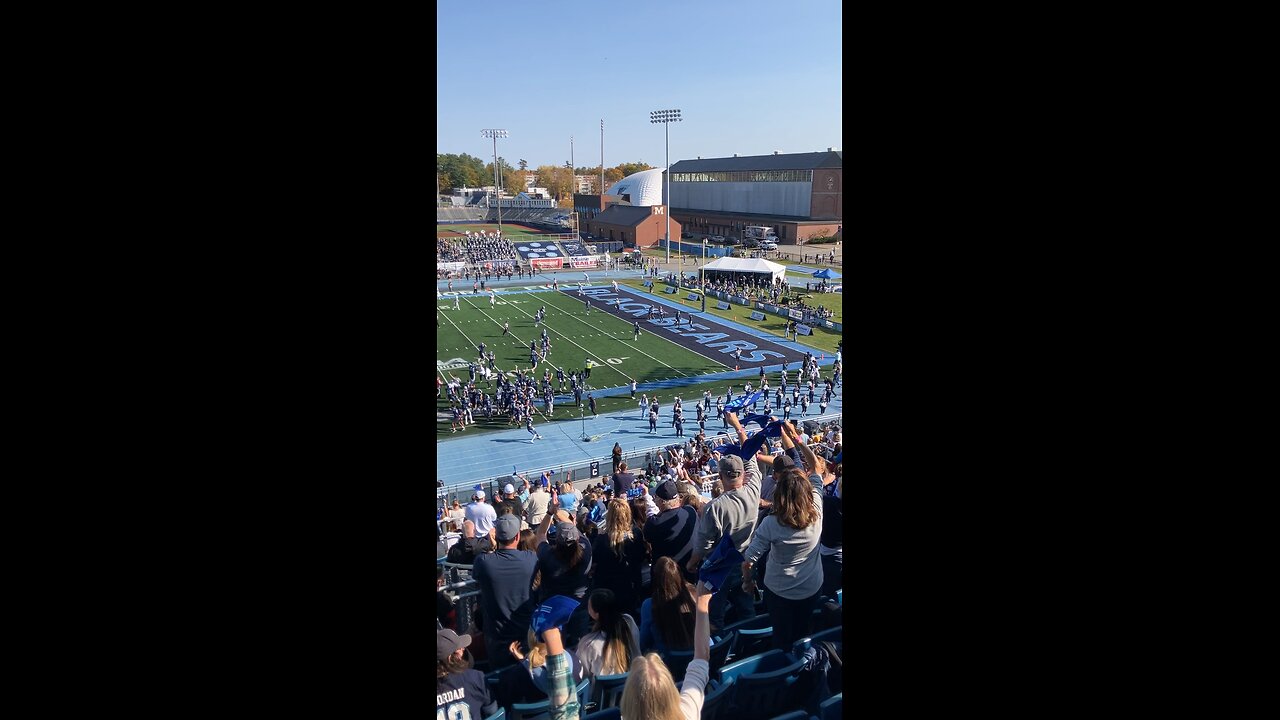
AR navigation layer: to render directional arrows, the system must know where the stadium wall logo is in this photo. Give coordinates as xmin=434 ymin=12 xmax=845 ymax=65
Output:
xmin=438 ymin=358 xmax=470 ymax=371
xmin=581 ymin=288 xmax=785 ymax=363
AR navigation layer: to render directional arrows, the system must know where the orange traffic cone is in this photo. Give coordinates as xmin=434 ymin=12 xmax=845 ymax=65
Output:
xmin=735 ymin=365 xmax=739 ymax=371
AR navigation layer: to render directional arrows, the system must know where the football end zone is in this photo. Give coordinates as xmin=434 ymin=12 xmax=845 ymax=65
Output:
xmin=561 ymin=286 xmax=812 ymax=369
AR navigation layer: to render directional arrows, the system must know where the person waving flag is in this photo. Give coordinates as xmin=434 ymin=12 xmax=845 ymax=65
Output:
xmin=723 ymin=390 xmax=763 ymax=413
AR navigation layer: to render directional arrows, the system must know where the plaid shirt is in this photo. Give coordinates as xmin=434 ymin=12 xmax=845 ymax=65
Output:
xmin=544 ymin=650 xmax=580 ymax=720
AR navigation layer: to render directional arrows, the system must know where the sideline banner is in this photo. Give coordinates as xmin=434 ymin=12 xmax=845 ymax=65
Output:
xmin=531 ymin=258 xmax=563 ymax=270
xmin=750 ymin=311 xmax=767 ymax=321
xmin=788 ymin=308 xmax=805 ymax=320
xmin=663 ymin=286 xmax=678 ymax=294
xmin=687 ymin=293 xmax=700 ymax=301
xmin=716 ymin=301 xmax=731 ymax=311
xmin=796 ymin=323 xmax=813 ymax=336
xmin=570 ymin=256 xmax=599 ymax=269
xmin=439 ymin=262 xmax=466 ymax=272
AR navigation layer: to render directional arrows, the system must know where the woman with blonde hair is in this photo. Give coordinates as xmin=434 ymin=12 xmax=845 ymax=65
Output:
xmin=589 ymin=498 xmax=646 ymax=615
xmin=741 ymin=420 xmax=825 ymax=652
xmin=618 ymin=581 xmax=714 ymax=720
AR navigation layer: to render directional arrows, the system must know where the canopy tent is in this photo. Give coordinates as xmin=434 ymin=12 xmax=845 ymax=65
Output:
xmin=699 ymin=256 xmax=787 ymax=284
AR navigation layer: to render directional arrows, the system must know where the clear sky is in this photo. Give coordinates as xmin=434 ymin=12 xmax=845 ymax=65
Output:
xmin=437 ymin=0 xmax=842 ymax=172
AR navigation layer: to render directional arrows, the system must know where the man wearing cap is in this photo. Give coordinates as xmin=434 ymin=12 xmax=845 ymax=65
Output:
xmin=436 ymin=628 xmax=498 ymax=719
xmin=499 ymin=483 xmax=524 ymax=522
xmin=534 ymin=496 xmax=594 ymax=645
xmin=472 ymin=514 xmax=540 ymax=671
xmin=687 ymin=418 xmax=763 ymax=632
xmin=524 ymin=476 xmax=552 ymax=529
xmin=644 ymin=479 xmax=701 ymax=584
xmin=465 ymin=489 xmax=498 ymax=537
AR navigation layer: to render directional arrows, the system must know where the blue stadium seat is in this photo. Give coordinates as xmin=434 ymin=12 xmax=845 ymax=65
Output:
xmin=582 ymin=708 xmax=620 ymax=720
xmin=482 ymin=708 xmax=506 ymax=720
xmin=767 ymin=712 xmax=812 ymax=720
xmin=700 ymin=677 xmax=735 ymax=720
xmin=719 ymin=649 xmax=806 ymax=720
xmin=588 ymin=671 xmax=628 ymax=710
xmin=720 ymin=614 xmax=771 ymax=660
xmin=508 ymin=677 xmax=591 ymax=720
xmin=791 ymin=625 xmax=841 ymax=658
xmin=819 ymin=693 xmax=842 ymax=720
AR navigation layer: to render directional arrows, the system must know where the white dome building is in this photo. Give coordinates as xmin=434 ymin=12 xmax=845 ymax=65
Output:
xmin=604 ymin=168 xmax=666 ymax=207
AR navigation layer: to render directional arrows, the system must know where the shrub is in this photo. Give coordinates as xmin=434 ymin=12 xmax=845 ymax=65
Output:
xmin=806 ymin=235 xmax=838 ymax=245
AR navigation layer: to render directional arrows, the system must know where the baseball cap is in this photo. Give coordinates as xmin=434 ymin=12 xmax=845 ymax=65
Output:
xmin=504 ymin=483 xmax=515 ymax=494
xmin=474 ymin=489 xmax=486 ymax=499
xmin=655 ymin=480 xmax=679 ymax=501
xmin=554 ymin=522 xmax=580 ymax=546
xmin=773 ymin=454 xmax=796 ymax=472
xmin=495 ymin=514 xmax=521 ymax=542
xmin=719 ymin=455 xmax=744 ymax=479
xmin=437 ymin=628 xmax=473 ymax=661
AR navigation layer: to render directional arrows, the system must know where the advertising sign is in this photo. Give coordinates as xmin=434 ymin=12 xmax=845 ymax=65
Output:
xmin=749 ymin=311 xmax=767 ymax=321
xmin=788 ymin=308 xmax=805 ymax=320
xmin=716 ymin=301 xmax=731 ymax=311
xmin=570 ymin=256 xmax=599 ymax=269
xmin=686 ymin=293 xmax=700 ymax=301
xmin=531 ymin=258 xmax=564 ymax=270
xmin=663 ymin=286 xmax=678 ymax=294
xmin=796 ymin=323 xmax=813 ymax=336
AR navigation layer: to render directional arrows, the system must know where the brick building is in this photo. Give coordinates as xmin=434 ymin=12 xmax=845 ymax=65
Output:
xmin=667 ymin=150 xmax=842 ymax=243
xmin=582 ymin=205 xmax=682 ymax=248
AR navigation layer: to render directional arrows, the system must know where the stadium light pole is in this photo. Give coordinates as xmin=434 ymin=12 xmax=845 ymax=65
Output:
xmin=650 ymin=109 xmax=681 ymax=267
xmin=481 ymin=129 xmax=508 ymax=237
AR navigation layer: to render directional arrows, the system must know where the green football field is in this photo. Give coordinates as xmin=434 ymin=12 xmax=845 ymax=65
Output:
xmin=436 ymin=288 xmax=730 ymax=438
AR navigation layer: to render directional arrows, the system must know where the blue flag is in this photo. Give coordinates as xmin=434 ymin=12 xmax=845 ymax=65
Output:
xmin=740 ymin=413 xmax=773 ymax=429
xmin=724 ymin=391 xmax=762 ymax=412
xmin=531 ymin=595 xmax=580 ymax=641
xmin=699 ymin=533 xmax=745 ymax=592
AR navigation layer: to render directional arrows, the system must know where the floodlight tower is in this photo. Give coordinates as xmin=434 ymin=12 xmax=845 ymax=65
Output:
xmin=481 ymin=129 xmax=508 ymax=236
xmin=649 ymin=109 xmax=681 ymax=265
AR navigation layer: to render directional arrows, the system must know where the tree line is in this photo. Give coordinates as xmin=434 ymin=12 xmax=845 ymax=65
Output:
xmin=438 ymin=154 xmax=654 ymax=207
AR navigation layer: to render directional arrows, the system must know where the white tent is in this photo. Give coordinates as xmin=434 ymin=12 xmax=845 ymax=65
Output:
xmin=700 ymin=256 xmax=787 ymax=284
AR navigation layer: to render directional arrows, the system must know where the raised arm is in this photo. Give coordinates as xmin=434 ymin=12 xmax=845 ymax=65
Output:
xmin=534 ymin=492 xmax=560 ymax=547
xmin=725 ymin=411 xmax=748 ymax=447
xmin=541 ymin=626 xmax=582 ymax=720
xmin=693 ymin=581 xmax=713 ymax=662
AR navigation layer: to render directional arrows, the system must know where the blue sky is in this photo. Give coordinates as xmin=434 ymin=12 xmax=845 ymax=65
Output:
xmin=437 ymin=0 xmax=842 ymax=171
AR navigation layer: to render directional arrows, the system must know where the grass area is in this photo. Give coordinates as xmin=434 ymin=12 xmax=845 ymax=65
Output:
xmin=436 ymin=289 xmax=733 ymax=439
xmin=617 ymin=279 xmax=843 ymax=355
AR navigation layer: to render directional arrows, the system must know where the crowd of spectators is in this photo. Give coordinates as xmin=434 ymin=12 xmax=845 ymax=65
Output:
xmin=437 ymin=398 xmax=843 ymax=719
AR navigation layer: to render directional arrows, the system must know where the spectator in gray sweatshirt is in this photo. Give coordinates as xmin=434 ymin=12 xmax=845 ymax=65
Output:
xmin=741 ymin=420 xmax=824 ymax=651
xmin=686 ymin=410 xmax=760 ymax=633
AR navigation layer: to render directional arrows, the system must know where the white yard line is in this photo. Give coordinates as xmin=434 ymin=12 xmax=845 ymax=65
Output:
xmin=439 ymin=302 xmax=557 ymax=422
xmin=548 ymin=290 xmax=692 ymax=376
xmin=499 ymin=293 xmax=635 ymax=385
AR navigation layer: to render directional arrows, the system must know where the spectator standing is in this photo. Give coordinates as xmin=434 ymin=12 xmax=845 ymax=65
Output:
xmin=536 ymin=507 xmax=595 ymax=646
xmin=741 ymin=421 xmax=825 ymax=652
xmin=446 ymin=519 xmax=494 ymax=564
xmin=612 ymin=442 xmax=623 ymax=474
xmin=524 ymin=479 xmax=552 ymax=528
xmin=611 ymin=462 xmax=635 ymax=498
xmin=558 ymin=481 xmax=580 ymax=517
xmin=687 ymin=412 xmax=761 ymax=633
xmin=589 ymin=498 xmax=646 ymax=615
xmin=471 ymin=514 xmax=540 ymax=671
xmin=465 ymin=489 xmax=494 ymax=540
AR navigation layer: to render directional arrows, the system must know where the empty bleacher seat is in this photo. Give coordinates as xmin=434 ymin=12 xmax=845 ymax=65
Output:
xmin=719 ymin=649 xmax=807 ymax=720
xmin=819 ymin=693 xmax=842 ymax=720
xmin=587 ymin=671 xmax=628 ymax=711
xmin=700 ymin=677 xmax=735 ymax=720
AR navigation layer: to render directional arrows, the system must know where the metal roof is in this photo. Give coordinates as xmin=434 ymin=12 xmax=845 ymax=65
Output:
xmin=592 ymin=205 xmax=658 ymax=227
xmin=669 ymin=151 xmax=842 ymax=173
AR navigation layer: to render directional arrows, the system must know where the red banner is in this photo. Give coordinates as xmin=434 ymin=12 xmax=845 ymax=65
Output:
xmin=530 ymin=258 xmax=563 ymax=270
